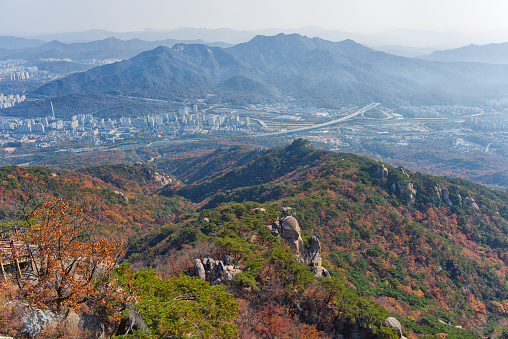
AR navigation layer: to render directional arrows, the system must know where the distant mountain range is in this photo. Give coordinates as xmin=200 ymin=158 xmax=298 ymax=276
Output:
xmin=21 ymin=26 xmax=508 ymax=49
xmin=423 ymin=41 xmax=508 ymax=64
xmin=0 ymin=36 xmax=46 ymax=49
xmin=0 ymin=36 xmax=232 ymax=61
xmin=24 ymin=33 xmax=508 ymax=113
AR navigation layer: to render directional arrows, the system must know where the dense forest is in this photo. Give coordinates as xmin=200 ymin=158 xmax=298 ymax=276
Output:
xmin=2 ymin=139 xmax=508 ymax=338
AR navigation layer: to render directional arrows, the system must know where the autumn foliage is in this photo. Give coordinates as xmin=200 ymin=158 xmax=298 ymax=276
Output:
xmin=17 ymin=198 xmax=125 ymax=310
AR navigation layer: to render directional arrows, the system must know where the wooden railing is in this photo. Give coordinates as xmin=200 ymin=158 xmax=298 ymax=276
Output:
xmin=0 ymin=239 xmax=37 ymax=284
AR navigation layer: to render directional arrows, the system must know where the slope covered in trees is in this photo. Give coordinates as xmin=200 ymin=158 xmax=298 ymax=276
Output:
xmin=140 ymin=139 xmax=508 ymax=337
xmin=2 ymin=139 xmax=508 ymax=337
xmin=0 ymin=164 xmax=190 ymax=239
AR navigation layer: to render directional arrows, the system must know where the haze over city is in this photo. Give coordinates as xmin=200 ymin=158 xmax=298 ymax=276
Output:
xmin=3 ymin=0 xmax=508 ymax=38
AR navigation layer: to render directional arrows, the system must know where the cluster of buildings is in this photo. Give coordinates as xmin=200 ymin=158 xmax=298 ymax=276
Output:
xmin=486 ymin=98 xmax=508 ymax=107
xmin=39 ymin=58 xmax=120 ymax=66
xmin=0 ymin=105 xmax=256 ymax=147
xmin=398 ymin=105 xmax=482 ymax=118
xmin=0 ymin=60 xmax=39 ymax=81
xmin=0 ymin=93 xmax=26 ymax=109
xmin=399 ymin=106 xmax=440 ymax=118
xmin=465 ymin=116 xmax=508 ymax=130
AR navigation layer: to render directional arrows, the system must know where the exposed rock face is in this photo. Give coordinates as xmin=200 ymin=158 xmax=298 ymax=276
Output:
xmin=464 ymin=196 xmax=480 ymax=210
xmin=441 ymin=187 xmax=452 ymax=206
xmin=280 ymin=216 xmax=301 ymax=239
xmin=279 ymin=216 xmax=305 ymax=258
xmin=398 ymin=166 xmax=410 ymax=178
xmin=22 ymin=307 xmax=61 ymax=338
xmin=269 ymin=214 xmax=329 ymax=277
xmin=194 ymin=259 xmax=206 ymax=280
xmin=63 ymin=311 xmax=105 ymax=339
xmin=375 ymin=164 xmax=389 ymax=179
xmin=434 ymin=185 xmax=452 ymax=206
xmin=153 ymin=172 xmax=173 ymax=186
xmin=391 ymin=181 xmax=417 ymax=202
xmin=385 ymin=317 xmax=407 ymax=338
xmin=193 ymin=256 xmax=241 ymax=284
xmin=455 ymin=189 xmax=462 ymax=206
xmin=407 ymin=183 xmax=417 ymax=203
xmin=21 ymin=307 xmax=106 ymax=339
xmin=305 ymin=235 xmax=330 ymax=277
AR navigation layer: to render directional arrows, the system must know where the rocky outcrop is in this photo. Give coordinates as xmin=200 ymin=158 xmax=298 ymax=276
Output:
xmin=391 ymin=181 xmax=417 ymax=202
xmin=268 ymin=214 xmax=329 ymax=277
xmin=407 ymin=183 xmax=417 ymax=203
xmin=385 ymin=317 xmax=407 ymax=339
xmin=398 ymin=166 xmax=410 ymax=178
xmin=194 ymin=259 xmax=206 ymax=280
xmin=62 ymin=311 xmax=105 ymax=339
xmin=153 ymin=172 xmax=174 ymax=186
xmin=22 ymin=307 xmax=61 ymax=338
xmin=193 ymin=255 xmax=242 ymax=284
xmin=464 ymin=196 xmax=480 ymax=210
xmin=434 ymin=185 xmax=452 ymax=206
xmin=279 ymin=216 xmax=305 ymax=260
xmin=455 ymin=189 xmax=462 ymax=206
xmin=21 ymin=307 xmax=105 ymax=339
xmin=305 ymin=235 xmax=330 ymax=277
xmin=375 ymin=164 xmax=389 ymax=179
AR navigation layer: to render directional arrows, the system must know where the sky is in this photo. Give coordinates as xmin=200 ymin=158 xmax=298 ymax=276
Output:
xmin=2 ymin=0 xmax=508 ymax=35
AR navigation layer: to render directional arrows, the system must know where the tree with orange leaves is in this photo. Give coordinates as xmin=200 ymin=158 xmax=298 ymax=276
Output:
xmin=17 ymin=198 xmax=126 ymax=311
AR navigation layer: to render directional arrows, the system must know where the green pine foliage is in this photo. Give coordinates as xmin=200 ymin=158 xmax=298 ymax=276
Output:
xmin=115 ymin=265 xmax=238 ymax=339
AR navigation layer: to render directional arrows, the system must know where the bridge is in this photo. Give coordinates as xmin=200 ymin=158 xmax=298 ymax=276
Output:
xmin=258 ymin=103 xmax=379 ymax=137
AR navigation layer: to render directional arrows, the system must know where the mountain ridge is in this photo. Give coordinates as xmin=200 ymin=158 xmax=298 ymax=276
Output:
xmin=23 ymin=33 xmax=508 ymax=112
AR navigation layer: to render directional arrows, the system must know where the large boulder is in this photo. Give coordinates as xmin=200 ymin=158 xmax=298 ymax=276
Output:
xmin=280 ymin=216 xmax=305 ymax=258
xmin=305 ymin=235 xmax=330 ymax=277
xmin=385 ymin=317 xmax=407 ymax=338
xmin=434 ymin=185 xmax=452 ymax=206
xmin=385 ymin=317 xmax=401 ymax=334
xmin=192 ymin=257 xmax=241 ymax=285
xmin=307 ymin=235 xmax=323 ymax=268
xmin=194 ymin=259 xmax=206 ymax=280
xmin=280 ymin=216 xmax=301 ymax=240
xmin=63 ymin=311 xmax=105 ymax=339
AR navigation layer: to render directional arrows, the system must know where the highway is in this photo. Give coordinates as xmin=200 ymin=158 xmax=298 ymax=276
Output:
xmin=258 ymin=103 xmax=379 ymax=137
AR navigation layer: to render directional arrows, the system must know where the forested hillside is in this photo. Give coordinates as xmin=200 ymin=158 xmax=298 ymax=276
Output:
xmin=2 ymin=139 xmax=508 ymax=338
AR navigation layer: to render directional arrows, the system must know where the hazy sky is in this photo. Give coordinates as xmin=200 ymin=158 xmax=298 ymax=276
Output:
xmin=2 ymin=0 xmax=508 ymax=35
